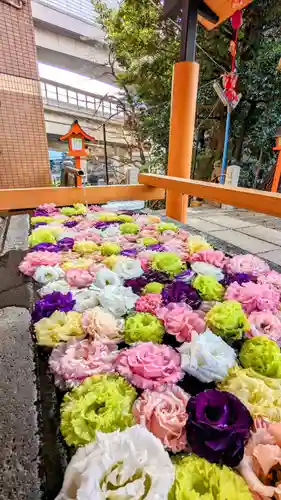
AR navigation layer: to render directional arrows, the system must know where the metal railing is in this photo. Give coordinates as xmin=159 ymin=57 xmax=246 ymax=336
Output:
xmin=40 ymin=79 xmax=125 ymax=121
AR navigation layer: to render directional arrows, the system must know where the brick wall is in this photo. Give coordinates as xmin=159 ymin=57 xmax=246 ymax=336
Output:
xmin=0 ymin=0 xmax=51 ymax=189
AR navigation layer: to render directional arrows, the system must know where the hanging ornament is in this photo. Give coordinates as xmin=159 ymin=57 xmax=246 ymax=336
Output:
xmin=231 ymin=10 xmax=243 ymax=30
xmin=222 ymin=73 xmax=239 ymax=105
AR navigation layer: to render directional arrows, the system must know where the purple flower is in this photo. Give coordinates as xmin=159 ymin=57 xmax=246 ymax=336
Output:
xmin=120 ymin=248 xmax=138 ymax=257
xmin=30 ymin=243 xmax=60 ymax=253
xmin=161 ymin=282 xmax=201 ymax=309
xmin=220 ymin=272 xmax=257 ymax=287
xmin=124 ymin=270 xmax=171 ymax=294
xmin=57 ymin=238 xmax=74 ymax=251
xmin=145 ymin=244 xmax=165 ymax=252
xmin=33 ymin=209 xmax=49 ymax=217
xmin=186 ymin=389 xmax=253 ymax=467
xmin=33 ymin=222 xmax=47 ymax=229
xmin=175 ymin=269 xmax=195 ymax=283
xmin=31 ymin=291 xmax=76 ymax=323
xmin=63 ymin=220 xmax=78 ymax=228
xmin=94 ymin=221 xmax=122 ymax=230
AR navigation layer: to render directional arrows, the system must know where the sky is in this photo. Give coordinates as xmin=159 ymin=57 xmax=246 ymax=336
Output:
xmin=38 ymin=62 xmax=119 ymax=96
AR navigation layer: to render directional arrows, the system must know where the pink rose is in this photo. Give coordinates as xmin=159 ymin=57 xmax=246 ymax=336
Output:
xmin=190 ymin=250 xmax=226 ymax=268
xmin=177 ymin=229 xmax=189 ymax=242
xmin=156 ymin=303 xmax=206 ymax=342
xmin=225 ymin=254 xmax=270 ymax=276
xmin=82 ymin=306 xmax=123 ymax=343
xmin=38 ymin=203 xmax=58 ymax=214
xmin=258 ymin=271 xmax=281 ymax=293
xmin=65 ymin=269 xmax=94 ymax=288
xmin=248 ymin=311 xmax=281 ymax=345
xmin=23 ymin=251 xmax=61 ymax=267
xmin=19 ymin=259 xmax=36 ymax=276
xmin=225 ymin=282 xmax=280 ymax=314
xmin=114 ymin=342 xmax=183 ymax=390
xmin=133 ymin=385 xmax=189 ymax=452
xmin=135 ymin=294 xmax=162 ymax=314
xmin=49 ymin=339 xmax=117 ymax=389
xmin=88 ymin=262 xmax=106 ymax=276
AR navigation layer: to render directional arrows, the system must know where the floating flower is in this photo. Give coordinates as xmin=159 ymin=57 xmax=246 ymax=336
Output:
xmin=99 ymin=284 xmax=138 ymax=317
xmin=60 ymin=203 xmax=87 ymax=216
xmin=35 ymin=310 xmax=84 ymax=346
xmin=63 ymin=219 xmax=78 ymax=228
xmin=157 ymin=222 xmax=178 ymax=233
xmin=28 ymin=228 xmax=57 ymax=247
xmin=29 ymin=242 xmax=60 ymax=252
xmin=93 ymin=267 xmax=122 ymax=288
xmin=120 ymin=248 xmax=138 ymax=257
xmin=55 ymin=425 xmax=174 ymax=500
xmin=60 ymin=374 xmax=136 ymax=446
xmin=133 ymin=385 xmax=189 ymax=452
xmin=188 ymin=235 xmax=212 ymax=255
xmin=225 ymin=282 xmax=280 ymax=314
xmin=124 ymin=269 xmax=171 ymax=294
xmin=36 ymin=202 xmax=57 ymax=215
xmin=220 ymin=272 xmax=256 ymax=287
xmin=73 ymin=240 xmax=99 ymax=254
xmin=38 ymin=279 xmax=71 ymax=297
xmin=191 ymin=262 xmax=224 ymax=281
xmin=49 ymin=339 xmax=118 ymax=389
xmin=113 ymin=257 xmax=143 ymax=279
xmin=135 ymin=293 xmax=162 ymax=314
xmin=161 ymin=282 xmax=201 ymax=309
xmin=82 ymin=306 xmax=123 ymax=343
xmin=151 ymin=252 xmax=184 ymax=276
xmin=33 ymin=265 xmax=64 ymax=284
xmin=206 ymin=300 xmax=250 ymax=342
xmin=257 ymin=270 xmax=281 ymax=293
xmin=190 ymin=249 xmax=226 ymax=268
xmin=31 ymin=215 xmax=53 ymax=225
xmin=218 ymin=366 xmax=281 ymax=421
xmin=100 ymin=242 xmax=121 ymax=256
xmin=192 ymin=275 xmax=225 ymax=301
xmin=124 ymin=312 xmax=165 ymax=343
xmin=143 ymin=282 xmax=164 ymax=294
xmin=226 ymin=254 xmax=270 ymax=276
xmin=239 ymin=336 xmax=281 ymax=378
xmin=32 ymin=291 xmax=75 ymax=323
xmin=248 ymin=311 xmax=281 ymax=344
xmin=120 ymin=222 xmax=139 ymax=234
xmin=61 ymin=257 xmax=93 ymax=271
xmin=56 ymin=237 xmax=75 ymax=251
xmin=19 ymin=251 xmax=61 ymax=273
xmin=178 ymin=329 xmax=237 ymax=382
xmin=65 ymin=268 xmax=94 ymax=288
xmin=175 ymin=269 xmax=195 ymax=283
xmin=141 ymin=237 xmax=159 ymax=246
xmin=117 ymin=214 xmax=134 ymax=222
xmin=169 ymin=455 xmax=252 ymax=500
xmin=114 ymin=342 xmax=183 ymax=390
xmin=156 ymin=303 xmax=205 ymax=342
xmin=186 ymin=389 xmax=253 ymax=467
xmin=72 ymin=288 xmax=99 ymax=312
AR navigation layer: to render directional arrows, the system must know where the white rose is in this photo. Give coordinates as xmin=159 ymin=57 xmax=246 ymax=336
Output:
xmin=72 ymin=288 xmax=99 ymax=312
xmin=94 ymin=268 xmax=122 ymax=289
xmin=38 ymin=279 xmax=71 ymax=297
xmin=113 ymin=258 xmax=143 ymax=279
xmin=34 ymin=265 xmax=64 ymax=284
xmin=99 ymin=284 xmax=138 ymax=317
xmin=191 ymin=262 xmax=224 ymax=281
xmin=101 ymin=225 xmax=121 ymax=241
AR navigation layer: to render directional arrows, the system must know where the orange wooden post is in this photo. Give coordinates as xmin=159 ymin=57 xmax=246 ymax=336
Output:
xmin=75 ymin=157 xmax=82 ymax=188
xmin=272 ymin=127 xmax=281 ymax=192
xmin=166 ymin=61 xmax=199 ymax=223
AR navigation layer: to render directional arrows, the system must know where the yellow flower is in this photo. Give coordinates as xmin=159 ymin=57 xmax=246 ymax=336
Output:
xmin=61 ymin=258 xmax=93 ymax=271
xmin=35 ymin=311 xmax=84 ymax=347
xmin=73 ymin=241 xmax=99 ymax=255
xmin=188 ymin=235 xmax=212 ymax=255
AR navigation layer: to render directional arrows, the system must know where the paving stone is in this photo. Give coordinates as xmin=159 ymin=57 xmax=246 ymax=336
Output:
xmin=1 ymin=215 xmax=29 ymax=255
xmin=199 ymin=214 xmax=255 ymax=229
xmin=239 ymin=225 xmax=281 ymax=246
xmin=209 ymin=230 xmax=279 ymax=254
xmin=186 ymin=217 xmax=226 ymax=233
xmin=257 ymin=249 xmax=281 ymax=266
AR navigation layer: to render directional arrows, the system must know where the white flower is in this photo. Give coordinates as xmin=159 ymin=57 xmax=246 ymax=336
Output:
xmin=38 ymin=279 xmax=71 ymax=297
xmin=55 ymin=425 xmax=175 ymax=500
xmin=101 ymin=225 xmax=121 ymax=241
xmin=99 ymin=284 xmax=138 ymax=317
xmin=113 ymin=258 xmax=144 ymax=279
xmin=94 ymin=268 xmax=122 ymax=289
xmin=72 ymin=288 xmax=99 ymax=312
xmin=34 ymin=265 xmax=65 ymax=284
xmin=191 ymin=262 xmax=224 ymax=281
xmin=178 ymin=329 xmax=237 ymax=383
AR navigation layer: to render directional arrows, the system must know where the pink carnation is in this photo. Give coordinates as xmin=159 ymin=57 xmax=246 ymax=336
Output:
xmin=257 ymin=271 xmax=281 ymax=293
xmin=49 ymin=339 xmax=117 ymax=389
xmin=225 ymin=254 xmax=270 ymax=276
xmin=18 ymin=259 xmax=36 ymax=276
xmin=82 ymin=306 xmax=123 ymax=343
xmin=225 ymin=282 xmax=280 ymax=314
xmin=248 ymin=311 xmax=281 ymax=345
xmin=190 ymin=249 xmax=226 ymax=268
xmin=114 ymin=342 xmax=183 ymax=390
xmin=65 ymin=269 xmax=94 ymax=288
xmin=135 ymin=294 xmax=162 ymax=314
xmin=19 ymin=251 xmax=61 ymax=275
xmin=72 ymin=231 xmax=101 ymax=242
xmin=38 ymin=203 xmax=58 ymax=214
xmin=156 ymin=302 xmax=206 ymax=342
xmin=133 ymin=385 xmax=189 ymax=452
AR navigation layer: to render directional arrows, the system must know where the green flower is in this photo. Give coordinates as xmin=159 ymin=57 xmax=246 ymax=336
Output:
xmin=143 ymin=282 xmax=164 ymax=294
xmin=98 ymin=212 xmax=119 ymax=221
xmin=28 ymin=228 xmax=57 ymax=247
xmin=60 ymin=203 xmax=86 ymax=216
xmin=30 ymin=216 xmax=53 ymax=225
xmin=100 ymin=242 xmax=121 ymax=256
xmin=239 ymin=336 xmax=281 ymax=378
xmin=206 ymin=300 xmax=250 ymax=342
xmin=124 ymin=312 xmax=165 ymax=344
xmin=141 ymin=237 xmax=159 ymax=246
xmin=117 ymin=214 xmax=134 ymax=223
xmin=157 ymin=222 xmax=177 ymax=233
xmin=192 ymin=275 xmax=224 ymax=301
xmin=151 ymin=252 xmax=184 ymax=276
xmin=169 ymin=455 xmax=252 ymax=500
xmin=60 ymin=374 xmax=136 ymax=447
xmin=120 ymin=223 xmax=139 ymax=235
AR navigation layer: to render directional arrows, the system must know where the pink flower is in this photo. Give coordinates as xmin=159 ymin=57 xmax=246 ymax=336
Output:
xmin=82 ymin=306 xmax=123 ymax=343
xmin=177 ymin=229 xmax=189 ymax=242
xmin=135 ymin=294 xmax=162 ymax=314
xmin=225 ymin=282 xmax=280 ymax=314
xmin=38 ymin=203 xmax=58 ymax=214
xmin=73 ymin=231 xmax=101 ymax=242
xmin=65 ymin=269 xmax=94 ymax=288
xmin=258 ymin=271 xmax=281 ymax=293
xmin=156 ymin=303 xmax=206 ymax=342
xmin=133 ymin=385 xmax=189 ymax=452
xmin=163 ymin=240 xmax=188 ymax=259
xmin=114 ymin=342 xmax=183 ymax=390
xmin=159 ymin=231 xmax=177 ymax=243
xmin=88 ymin=262 xmax=106 ymax=276
xmin=140 ymin=259 xmax=150 ymax=272
xmin=74 ymin=220 xmax=95 ymax=231
xmin=190 ymin=249 xmax=226 ymax=268
xmin=225 ymin=254 xmax=270 ymax=276
xmin=19 ymin=251 xmax=61 ymax=275
xmin=248 ymin=311 xmax=281 ymax=345
xmin=88 ymin=205 xmax=103 ymax=212
xmin=19 ymin=259 xmax=36 ymax=276
xmin=49 ymin=339 xmax=117 ymax=389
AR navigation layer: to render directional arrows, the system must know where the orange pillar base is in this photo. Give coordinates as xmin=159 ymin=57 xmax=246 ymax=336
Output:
xmin=271 ymin=152 xmax=281 ymax=193
xmin=75 ymin=157 xmax=82 ymax=188
xmin=166 ymin=61 xmax=199 ymax=223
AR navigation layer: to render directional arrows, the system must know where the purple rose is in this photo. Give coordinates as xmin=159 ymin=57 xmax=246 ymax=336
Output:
xmin=63 ymin=220 xmax=78 ymax=228
xmin=31 ymin=291 xmax=75 ymax=323
xmin=161 ymin=282 xmax=201 ymax=309
xmin=120 ymin=248 xmax=138 ymax=257
xmin=186 ymin=389 xmax=253 ymax=467
xmin=30 ymin=243 xmax=60 ymax=253
xmin=220 ymin=272 xmax=256 ymax=287
xmin=56 ymin=238 xmax=74 ymax=251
